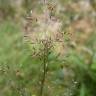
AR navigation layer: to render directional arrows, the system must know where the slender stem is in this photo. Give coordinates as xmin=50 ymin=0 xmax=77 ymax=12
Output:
xmin=40 ymin=41 xmax=48 ymax=96
xmin=39 ymin=0 xmax=49 ymax=96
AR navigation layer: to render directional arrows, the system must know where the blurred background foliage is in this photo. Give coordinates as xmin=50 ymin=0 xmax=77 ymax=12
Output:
xmin=0 ymin=0 xmax=96 ymax=96
xmin=0 ymin=0 xmax=16 ymax=19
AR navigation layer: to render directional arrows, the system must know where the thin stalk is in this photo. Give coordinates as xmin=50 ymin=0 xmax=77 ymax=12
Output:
xmin=39 ymin=41 xmax=49 ymax=96
xmin=39 ymin=0 xmax=49 ymax=96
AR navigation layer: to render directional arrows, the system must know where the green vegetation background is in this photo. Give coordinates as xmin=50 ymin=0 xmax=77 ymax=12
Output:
xmin=0 ymin=0 xmax=96 ymax=96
